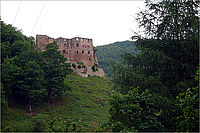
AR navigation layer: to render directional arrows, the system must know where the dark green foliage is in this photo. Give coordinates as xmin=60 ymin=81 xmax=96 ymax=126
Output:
xmin=173 ymin=69 xmax=199 ymax=132
xmin=136 ymin=0 xmax=199 ymax=40
xmin=48 ymin=117 xmax=76 ymax=132
xmin=22 ymin=61 xmax=46 ymax=108
xmin=1 ymin=41 xmax=11 ymax=60
xmin=72 ymin=63 xmax=76 ymax=68
xmin=78 ymin=65 xmax=81 ymax=69
xmin=108 ymin=88 xmax=164 ymax=132
xmin=31 ymin=114 xmax=48 ymax=132
xmin=108 ymin=0 xmax=199 ymax=132
xmin=91 ymin=65 xmax=96 ymax=72
xmin=1 ymin=57 xmax=22 ymax=95
xmin=77 ymin=62 xmax=84 ymax=65
xmin=1 ymin=84 xmax=8 ymax=113
xmin=1 ymin=21 xmax=25 ymax=44
xmin=112 ymin=64 xmax=174 ymax=131
xmin=96 ymin=41 xmax=138 ymax=77
xmin=132 ymin=0 xmax=199 ymax=98
xmin=1 ymin=21 xmax=72 ymax=111
xmin=42 ymin=42 xmax=69 ymax=98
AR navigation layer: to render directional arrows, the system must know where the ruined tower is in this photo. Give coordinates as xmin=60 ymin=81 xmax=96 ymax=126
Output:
xmin=36 ymin=34 xmax=104 ymax=77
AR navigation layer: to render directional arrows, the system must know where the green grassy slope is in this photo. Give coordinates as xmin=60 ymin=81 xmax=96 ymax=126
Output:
xmin=1 ymin=74 xmax=113 ymax=132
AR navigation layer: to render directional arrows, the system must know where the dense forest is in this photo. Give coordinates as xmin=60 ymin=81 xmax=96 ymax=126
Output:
xmin=96 ymin=41 xmax=138 ymax=77
xmin=1 ymin=0 xmax=199 ymax=132
xmin=102 ymin=0 xmax=199 ymax=132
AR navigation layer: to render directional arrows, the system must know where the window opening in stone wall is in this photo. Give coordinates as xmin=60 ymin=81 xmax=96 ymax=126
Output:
xmin=77 ymin=51 xmax=78 ymax=54
xmin=82 ymin=50 xmax=84 ymax=54
xmin=88 ymin=51 xmax=90 ymax=54
xmin=63 ymin=50 xmax=65 ymax=53
xmin=89 ymin=58 xmax=91 ymax=61
xmin=77 ymin=43 xmax=79 ymax=47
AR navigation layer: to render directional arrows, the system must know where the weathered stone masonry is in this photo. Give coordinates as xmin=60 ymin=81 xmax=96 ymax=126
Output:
xmin=36 ymin=34 xmax=104 ymax=77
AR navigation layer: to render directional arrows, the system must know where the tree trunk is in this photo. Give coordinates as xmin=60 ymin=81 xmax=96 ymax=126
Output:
xmin=29 ymin=99 xmax=32 ymax=115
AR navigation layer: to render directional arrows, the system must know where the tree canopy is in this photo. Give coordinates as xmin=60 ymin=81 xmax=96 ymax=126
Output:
xmin=1 ymin=21 xmax=72 ymax=112
xmin=108 ymin=0 xmax=199 ymax=132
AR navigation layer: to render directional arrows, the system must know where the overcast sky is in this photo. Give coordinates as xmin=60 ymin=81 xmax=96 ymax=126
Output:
xmin=1 ymin=0 xmax=146 ymax=46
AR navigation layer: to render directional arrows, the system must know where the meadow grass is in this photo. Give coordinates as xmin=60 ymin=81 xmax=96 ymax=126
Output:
xmin=1 ymin=74 xmax=113 ymax=132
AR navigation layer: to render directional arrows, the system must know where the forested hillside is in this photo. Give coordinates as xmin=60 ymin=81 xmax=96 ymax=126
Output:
xmin=96 ymin=41 xmax=138 ymax=77
xmin=103 ymin=0 xmax=199 ymax=132
xmin=1 ymin=0 xmax=199 ymax=132
xmin=1 ymin=21 xmax=113 ymax=132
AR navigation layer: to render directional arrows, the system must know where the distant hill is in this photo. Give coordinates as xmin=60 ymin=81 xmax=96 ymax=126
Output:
xmin=96 ymin=41 xmax=138 ymax=77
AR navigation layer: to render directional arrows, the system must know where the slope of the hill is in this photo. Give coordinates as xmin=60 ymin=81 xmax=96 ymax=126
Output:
xmin=1 ymin=74 xmax=113 ymax=132
xmin=96 ymin=41 xmax=138 ymax=77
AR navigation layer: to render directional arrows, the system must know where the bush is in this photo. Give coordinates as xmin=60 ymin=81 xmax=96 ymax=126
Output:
xmin=72 ymin=63 xmax=76 ymax=68
xmin=92 ymin=65 xmax=96 ymax=72
xmin=78 ymin=65 xmax=81 ymax=69
xmin=48 ymin=117 xmax=76 ymax=132
xmin=108 ymin=88 xmax=164 ymax=132
xmin=66 ymin=63 xmax=71 ymax=67
xmin=77 ymin=62 xmax=84 ymax=65
xmin=31 ymin=114 xmax=48 ymax=132
xmin=2 ymin=126 xmax=15 ymax=132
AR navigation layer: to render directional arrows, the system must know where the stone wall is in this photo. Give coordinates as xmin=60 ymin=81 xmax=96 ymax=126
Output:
xmin=36 ymin=34 xmax=104 ymax=77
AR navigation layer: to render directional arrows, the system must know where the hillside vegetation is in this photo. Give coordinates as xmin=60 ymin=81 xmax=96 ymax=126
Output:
xmin=1 ymin=20 xmax=113 ymax=132
xmin=96 ymin=41 xmax=138 ymax=77
xmin=1 ymin=74 xmax=113 ymax=132
xmin=1 ymin=0 xmax=199 ymax=132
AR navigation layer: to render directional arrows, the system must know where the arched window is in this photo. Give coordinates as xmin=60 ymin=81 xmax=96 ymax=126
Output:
xmin=82 ymin=50 xmax=84 ymax=54
xmin=88 ymin=51 xmax=90 ymax=54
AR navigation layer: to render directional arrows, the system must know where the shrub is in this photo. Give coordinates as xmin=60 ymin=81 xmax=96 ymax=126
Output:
xmin=92 ymin=65 xmax=96 ymax=72
xmin=78 ymin=65 xmax=81 ymax=69
xmin=66 ymin=63 xmax=71 ymax=67
xmin=77 ymin=62 xmax=84 ymax=65
xmin=72 ymin=63 xmax=76 ymax=68
xmin=48 ymin=117 xmax=76 ymax=132
xmin=31 ymin=114 xmax=48 ymax=132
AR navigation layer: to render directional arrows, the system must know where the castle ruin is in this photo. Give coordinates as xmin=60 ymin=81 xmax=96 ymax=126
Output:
xmin=36 ymin=34 xmax=104 ymax=77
